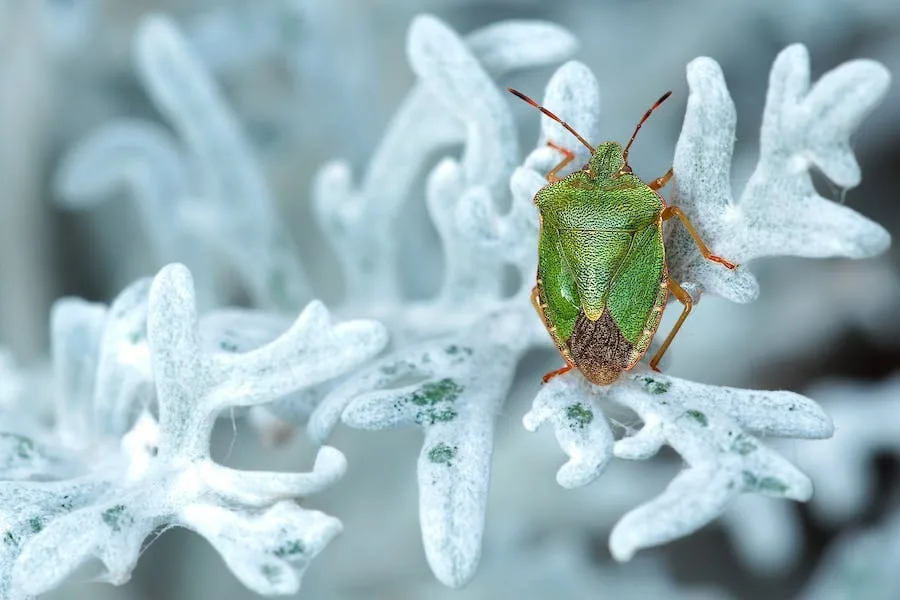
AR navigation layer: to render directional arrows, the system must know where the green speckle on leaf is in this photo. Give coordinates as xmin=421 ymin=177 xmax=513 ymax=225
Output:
xmin=102 ymin=504 xmax=128 ymax=532
xmin=409 ymin=379 xmax=463 ymax=426
xmin=16 ymin=438 xmax=35 ymax=459
xmin=412 ymin=379 xmax=463 ymax=406
xmin=3 ymin=531 xmax=17 ymax=546
xmin=731 ymin=433 xmax=758 ymax=455
xmin=742 ymin=471 xmax=757 ymax=489
xmin=758 ymin=477 xmax=789 ymax=494
xmin=127 ymin=329 xmax=144 ymax=345
xmin=1 ymin=433 xmax=36 ymax=460
xmin=28 ymin=517 xmax=43 ymax=533
xmin=640 ymin=377 xmax=670 ymax=395
xmin=261 ymin=563 xmax=283 ymax=583
xmin=684 ymin=410 xmax=708 ymax=427
xmin=380 ymin=363 xmax=399 ymax=376
xmin=742 ymin=471 xmax=789 ymax=495
xmin=428 ymin=442 xmax=458 ymax=466
xmin=422 ymin=406 xmax=457 ymax=425
xmin=274 ymin=540 xmax=305 ymax=558
xmin=565 ymin=403 xmax=594 ymax=430
xmin=219 ymin=339 xmax=239 ymax=352
xmin=445 ymin=345 xmax=473 ymax=357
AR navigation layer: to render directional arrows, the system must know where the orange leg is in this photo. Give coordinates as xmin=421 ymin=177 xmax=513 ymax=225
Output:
xmin=661 ymin=206 xmax=738 ymax=270
xmin=649 ymin=167 xmax=673 ymax=191
xmin=542 ymin=364 xmax=574 ymax=383
xmin=532 ymin=285 xmax=575 ymax=383
xmin=545 ymin=141 xmax=575 ymax=183
xmin=649 ymin=278 xmax=692 ymax=371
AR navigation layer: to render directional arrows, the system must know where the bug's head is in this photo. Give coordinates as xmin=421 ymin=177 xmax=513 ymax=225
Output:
xmin=508 ymin=88 xmax=673 ymax=182
xmin=588 ymin=141 xmax=627 ymax=178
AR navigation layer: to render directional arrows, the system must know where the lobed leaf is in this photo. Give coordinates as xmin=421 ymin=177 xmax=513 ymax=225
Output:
xmin=667 ymin=45 xmax=891 ymax=303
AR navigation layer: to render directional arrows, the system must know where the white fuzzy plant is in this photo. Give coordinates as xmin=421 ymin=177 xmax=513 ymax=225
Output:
xmin=0 ymin=263 xmax=387 ymax=599
xmin=28 ymin=9 xmax=892 ymax=598
xmin=720 ymin=375 xmax=900 ymax=578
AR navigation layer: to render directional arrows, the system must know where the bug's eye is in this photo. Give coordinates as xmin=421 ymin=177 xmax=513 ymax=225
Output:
xmin=621 ymin=164 xmax=633 ymax=174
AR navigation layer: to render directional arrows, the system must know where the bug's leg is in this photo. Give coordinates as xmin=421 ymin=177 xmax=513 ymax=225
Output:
xmin=649 ymin=278 xmax=692 ymax=371
xmin=546 ymin=141 xmax=575 ymax=183
xmin=531 ymin=285 xmax=576 ymax=383
xmin=649 ymin=167 xmax=673 ymax=191
xmin=661 ymin=206 xmax=738 ymax=269
xmin=542 ymin=364 xmax=574 ymax=383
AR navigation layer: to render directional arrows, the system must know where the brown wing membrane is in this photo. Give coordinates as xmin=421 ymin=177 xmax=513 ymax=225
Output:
xmin=567 ymin=308 xmax=634 ymax=385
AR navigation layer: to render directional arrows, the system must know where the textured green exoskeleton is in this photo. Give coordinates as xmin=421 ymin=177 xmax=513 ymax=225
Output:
xmin=509 ymin=88 xmax=737 ymax=385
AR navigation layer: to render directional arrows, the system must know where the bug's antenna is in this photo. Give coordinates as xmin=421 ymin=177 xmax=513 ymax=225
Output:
xmin=508 ymin=88 xmax=595 ymax=154
xmin=622 ymin=91 xmax=672 ymax=165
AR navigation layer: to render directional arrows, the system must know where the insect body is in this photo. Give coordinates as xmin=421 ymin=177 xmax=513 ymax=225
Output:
xmin=509 ymin=88 xmax=737 ymax=385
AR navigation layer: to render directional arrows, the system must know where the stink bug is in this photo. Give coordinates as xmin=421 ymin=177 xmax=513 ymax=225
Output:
xmin=509 ymin=87 xmax=738 ymax=385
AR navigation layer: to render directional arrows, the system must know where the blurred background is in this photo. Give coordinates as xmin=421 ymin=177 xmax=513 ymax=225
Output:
xmin=1 ymin=1 xmax=899 ymax=599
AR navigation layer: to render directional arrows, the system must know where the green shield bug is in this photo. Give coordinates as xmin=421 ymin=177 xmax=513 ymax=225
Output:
xmin=509 ymin=88 xmax=738 ymax=385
